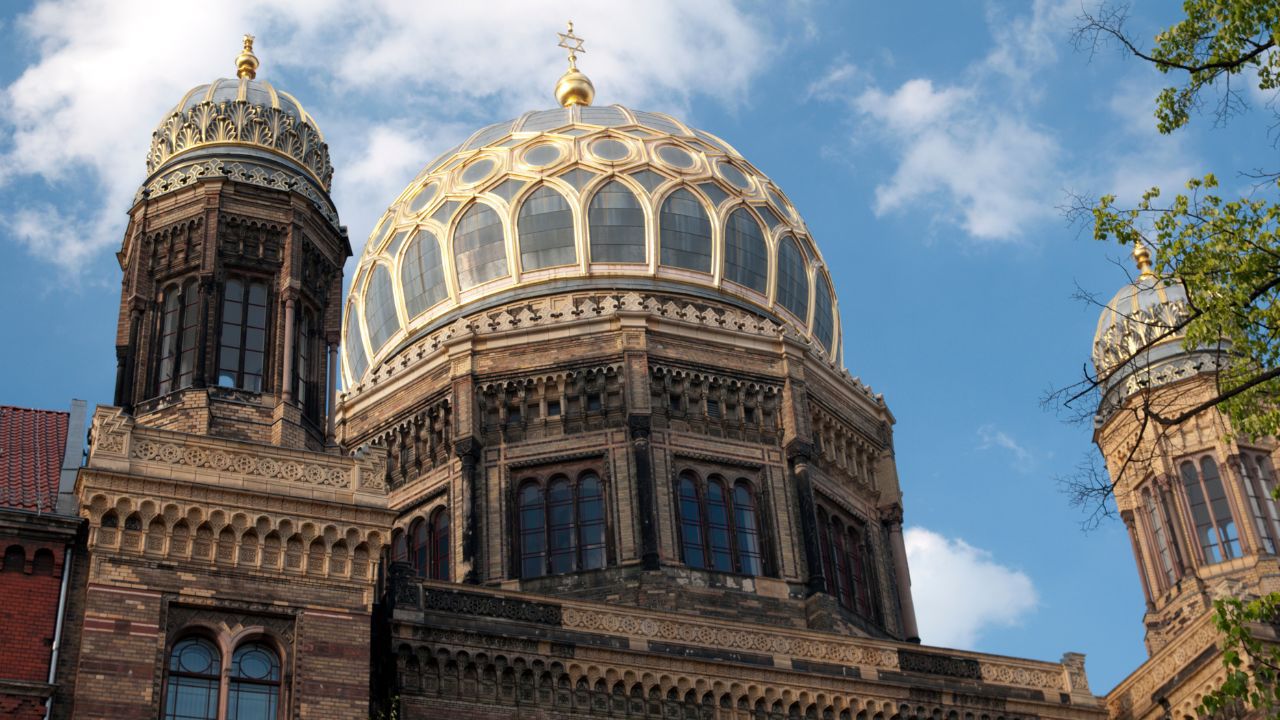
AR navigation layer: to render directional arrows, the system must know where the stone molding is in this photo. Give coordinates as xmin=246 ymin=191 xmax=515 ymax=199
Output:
xmin=1106 ymin=611 xmax=1220 ymax=718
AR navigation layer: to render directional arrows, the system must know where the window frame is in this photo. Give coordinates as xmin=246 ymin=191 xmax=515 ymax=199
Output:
xmin=217 ymin=275 xmax=273 ymax=393
xmin=1240 ymin=449 xmax=1280 ymax=556
xmin=162 ymin=631 xmax=287 ymax=720
xmin=513 ymin=466 xmax=611 ymax=579
xmin=154 ymin=277 xmax=200 ymax=396
xmin=673 ymin=469 xmax=767 ymax=577
xmin=1178 ymin=453 xmax=1243 ymax=565
xmin=817 ymin=503 xmax=881 ymax=623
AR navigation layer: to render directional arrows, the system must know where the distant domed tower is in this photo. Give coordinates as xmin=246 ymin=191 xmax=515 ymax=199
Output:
xmin=1095 ymin=244 xmax=1280 ymax=716
xmin=113 ymin=36 xmax=347 ymax=450
xmin=337 ymin=33 xmax=921 ymax=649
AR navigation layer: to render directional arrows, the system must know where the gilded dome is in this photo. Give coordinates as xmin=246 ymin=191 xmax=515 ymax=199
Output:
xmin=341 ymin=104 xmax=841 ymax=386
xmin=1092 ymin=275 xmax=1190 ymax=379
xmin=136 ymin=47 xmax=337 ymax=227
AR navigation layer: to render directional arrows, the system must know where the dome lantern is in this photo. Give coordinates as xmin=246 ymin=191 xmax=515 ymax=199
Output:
xmin=554 ymin=21 xmax=595 ymax=107
xmin=235 ymin=33 xmax=259 ymax=80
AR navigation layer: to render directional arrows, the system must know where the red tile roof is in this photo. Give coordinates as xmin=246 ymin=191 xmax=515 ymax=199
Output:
xmin=0 ymin=405 xmax=69 ymax=512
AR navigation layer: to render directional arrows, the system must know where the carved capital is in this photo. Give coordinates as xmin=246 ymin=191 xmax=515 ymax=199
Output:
xmin=627 ymin=414 xmax=651 ymax=442
xmin=454 ymin=437 xmax=481 ymax=464
xmin=880 ymin=503 xmax=905 ymax=528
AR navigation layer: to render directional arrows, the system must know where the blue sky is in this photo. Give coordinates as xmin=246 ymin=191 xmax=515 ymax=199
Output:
xmin=0 ymin=0 xmax=1267 ymax=692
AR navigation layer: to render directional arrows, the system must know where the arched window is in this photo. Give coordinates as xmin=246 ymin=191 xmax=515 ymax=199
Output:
xmin=391 ymin=529 xmax=408 ymax=564
xmin=819 ymin=509 xmax=878 ymax=620
xmin=659 ymin=188 xmax=712 ymax=272
xmin=813 ymin=273 xmax=834 ymax=351
xmin=588 ymin=181 xmax=645 ymax=263
xmin=429 ymin=507 xmax=450 ymax=581
xmin=344 ymin=305 xmax=368 ymax=381
xmin=454 ymin=203 xmax=509 ymax=289
xmin=723 ymin=208 xmax=768 ymax=293
xmin=518 ymin=186 xmax=576 ymax=270
xmin=1142 ymin=487 xmax=1177 ymax=588
xmin=401 ymin=230 xmax=447 ymax=318
xmin=410 ymin=518 xmax=428 ymax=574
xmin=1241 ymin=450 xmax=1280 ymax=555
xmin=294 ymin=307 xmax=318 ymax=420
xmin=218 ymin=277 xmax=270 ymax=392
xmin=32 ymin=548 xmax=55 ymax=575
xmin=164 ymin=637 xmax=221 ymax=720
xmin=156 ymin=279 xmax=200 ymax=395
xmin=517 ymin=472 xmax=609 ymax=578
xmin=362 ymin=265 xmax=400 ymax=354
xmin=1180 ymin=456 xmax=1241 ymax=564
xmin=775 ymin=235 xmax=809 ymax=320
xmin=228 ymin=642 xmax=281 ymax=719
xmin=3 ymin=545 xmax=24 ymax=572
xmin=676 ymin=472 xmax=764 ymax=575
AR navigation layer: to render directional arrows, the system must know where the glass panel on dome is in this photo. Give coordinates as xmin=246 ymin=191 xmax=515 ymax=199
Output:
xmin=453 ymin=203 xmax=509 ymax=289
xmin=633 ymin=110 xmax=686 ymax=137
xmin=695 ymin=129 xmax=740 ymax=156
xmin=460 ymin=158 xmax=496 ymax=185
xmin=463 ymin=121 xmax=514 ymax=150
xmin=369 ymin=215 xmax=392 ymax=248
xmin=518 ymin=186 xmax=576 ymax=270
xmin=344 ymin=306 xmax=368 ymax=380
xmin=558 ymin=168 xmax=596 ymax=191
xmin=766 ymin=187 xmax=791 ymax=218
xmin=776 ymin=235 xmax=809 ymax=320
xmin=497 ymin=137 xmax=524 ymax=148
xmin=717 ymin=161 xmax=752 ymax=191
xmin=724 ymin=208 xmax=768 ymax=293
xmin=522 ymin=144 xmax=562 ymax=167
xmin=401 ymin=230 xmax=447 ymax=318
xmin=408 ymin=182 xmax=439 ymax=214
xmin=588 ymin=180 xmax=646 ymax=263
xmin=659 ymin=188 xmax=712 ymax=273
xmin=431 ymin=201 xmax=460 ymax=227
xmin=490 ymin=178 xmax=527 ymax=204
xmin=521 ymin=108 xmax=571 ymax=132
xmin=629 ymin=169 xmax=666 ymax=194
xmin=364 ymin=264 xmax=401 ymax=352
xmin=559 ymin=127 xmax=591 ymax=137
xmin=657 ymin=145 xmax=695 ymax=170
xmin=590 ymin=138 xmax=631 ymax=162
xmin=697 ymin=182 xmax=730 ymax=208
xmin=580 ymin=106 xmax=627 ymax=126
xmin=426 ymin=143 xmax=462 ymax=173
xmin=623 ymin=128 xmax=657 ymax=138
xmin=813 ymin=273 xmax=834 ymax=351
xmin=386 ymin=230 xmax=410 ymax=256
xmin=758 ymin=205 xmax=784 ymax=233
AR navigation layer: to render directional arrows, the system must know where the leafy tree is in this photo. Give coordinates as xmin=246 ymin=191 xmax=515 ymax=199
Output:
xmin=1065 ymin=1 xmax=1280 ymax=715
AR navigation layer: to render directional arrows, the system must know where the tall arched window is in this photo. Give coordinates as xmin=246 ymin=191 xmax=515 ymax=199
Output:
xmin=813 ymin=273 xmax=835 ymax=352
xmin=164 ymin=637 xmax=221 ymax=720
xmin=1180 ymin=456 xmax=1241 ymax=564
xmin=344 ymin=305 xmax=368 ymax=381
xmin=659 ymin=188 xmax=712 ymax=272
xmin=429 ymin=507 xmax=450 ymax=581
xmin=1242 ymin=450 xmax=1280 ymax=555
xmin=723 ymin=208 xmax=768 ymax=293
xmin=1142 ymin=487 xmax=1177 ymax=588
xmin=775 ymin=235 xmax=809 ymax=320
xmin=156 ymin=279 xmax=200 ymax=395
xmin=588 ymin=181 xmax=645 ymax=263
xmin=517 ymin=472 xmax=609 ymax=578
xmin=294 ymin=307 xmax=319 ymax=421
xmin=410 ymin=518 xmax=428 ymax=574
xmin=391 ymin=529 xmax=408 ymax=564
xmin=676 ymin=471 xmax=764 ymax=575
xmin=228 ymin=642 xmax=281 ymax=719
xmin=401 ymin=230 xmax=447 ymax=318
xmin=362 ymin=265 xmax=400 ymax=354
xmin=218 ymin=277 xmax=270 ymax=392
xmin=819 ymin=509 xmax=878 ymax=620
xmin=517 ymin=186 xmax=576 ymax=270
xmin=454 ymin=203 xmax=509 ymax=289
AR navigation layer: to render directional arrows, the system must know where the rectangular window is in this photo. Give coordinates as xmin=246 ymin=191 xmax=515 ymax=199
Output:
xmin=706 ymin=399 xmax=721 ymax=419
xmin=218 ymin=278 xmax=270 ymax=392
xmin=546 ymin=400 xmax=561 ymax=417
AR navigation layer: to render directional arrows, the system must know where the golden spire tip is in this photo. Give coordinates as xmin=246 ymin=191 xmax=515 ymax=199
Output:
xmin=236 ymin=33 xmax=259 ymax=80
xmin=555 ymin=21 xmax=594 ymax=107
xmin=1132 ymin=241 xmax=1155 ymax=280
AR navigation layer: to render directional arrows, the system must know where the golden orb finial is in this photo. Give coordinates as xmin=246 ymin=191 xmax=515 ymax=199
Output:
xmin=1132 ymin=241 xmax=1156 ymax=280
xmin=236 ymin=34 xmax=259 ymax=80
xmin=554 ymin=21 xmax=594 ymax=107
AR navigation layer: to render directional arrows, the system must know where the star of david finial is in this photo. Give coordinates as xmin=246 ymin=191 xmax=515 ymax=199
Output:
xmin=557 ymin=21 xmax=586 ymax=70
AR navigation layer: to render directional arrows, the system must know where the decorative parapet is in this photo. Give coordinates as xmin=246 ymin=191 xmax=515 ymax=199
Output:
xmin=1106 ymin=612 xmax=1221 ymax=719
xmin=87 ymin=406 xmax=386 ymax=501
xmin=342 ymin=291 xmax=884 ymax=408
xmin=393 ymin=580 xmax=1092 ymax=702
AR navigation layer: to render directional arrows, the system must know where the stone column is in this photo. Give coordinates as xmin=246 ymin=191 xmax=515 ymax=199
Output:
xmin=326 ymin=342 xmax=338 ymax=444
xmin=281 ymin=296 xmax=296 ymax=403
xmin=1122 ymin=510 xmax=1156 ymax=611
xmin=789 ymin=444 xmax=825 ymax=596
xmin=883 ymin=504 xmax=920 ymax=643
xmin=120 ymin=307 xmax=143 ymax=413
xmin=629 ymin=416 xmax=660 ymax=570
xmin=456 ymin=438 xmax=482 ymax=584
xmin=193 ymin=276 xmax=214 ymax=388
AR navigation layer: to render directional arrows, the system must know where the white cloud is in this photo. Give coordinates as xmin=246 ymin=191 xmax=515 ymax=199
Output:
xmin=977 ymin=423 xmax=1034 ymax=471
xmin=0 ymin=0 xmax=776 ymax=275
xmin=905 ymin=527 xmax=1038 ymax=649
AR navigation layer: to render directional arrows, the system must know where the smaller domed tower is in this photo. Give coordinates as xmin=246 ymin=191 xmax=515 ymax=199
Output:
xmin=1093 ymin=244 xmax=1280 ymax=655
xmin=112 ymin=36 xmax=348 ymax=450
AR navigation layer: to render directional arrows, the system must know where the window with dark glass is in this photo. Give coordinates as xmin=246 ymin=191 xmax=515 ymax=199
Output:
xmin=659 ymin=188 xmax=712 ymax=272
xmin=775 ymin=235 xmax=809 ymax=320
xmin=294 ymin=307 xmax=319 ymax=420
xmin=227 ymin=642 xmax=281 ymax=720
xmin=723 ymin=208 xmax=768 ymax=293
xmin=517 ymin=472 xmax=608 ymax=577
xmin=408 ymin=508 xmax=449 ymax=581
xmin=518 ymin=186 xmax=576 ymax=270
xmin=164 ymin=637 xmax=220 ymax=720
xmin=675 ymin=471 xmax=764 ymax=575
xmin=363 ymin=264 xmax=400 ymax=353
xmin=156 ymin=279 xmax=200 ymax=395
xmin=588 ymin=180 xmax=646 ymax=263
xmin=218 ymin=277 xmax=269 ymax=392
xmin=454 ymin=202 xmax=509 ymax=289
xmin=1142 ymin=487 xmax=1177 ymax=588
xmin=819 ymin=509 xmax=878 ymax=620
xmin=813 ymin=273 xmax=834 ymax=351
xmin=1179 ymin=456 xmax=1241 ymax=564
xmin=1242 ymin=450 xmax=1280 ymax=555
